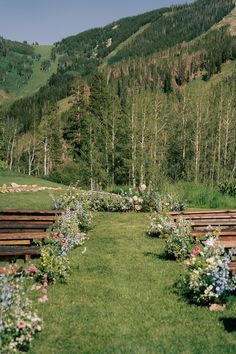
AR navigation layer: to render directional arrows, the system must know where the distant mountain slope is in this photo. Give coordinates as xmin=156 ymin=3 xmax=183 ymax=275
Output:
xmin=0 ymin=38 xmax=58 ymax=107
xmin=1 ymin=0 xmax=236 ymax=186
xmin=107 ymin=0 xmax=235 ymax=64
xmin=213 ymin=3 xmax=236 ymax=35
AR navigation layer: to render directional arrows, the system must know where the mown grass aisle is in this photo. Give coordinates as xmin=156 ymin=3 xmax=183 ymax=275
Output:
xmin=30 ymin=213 xmax=236 ymax=354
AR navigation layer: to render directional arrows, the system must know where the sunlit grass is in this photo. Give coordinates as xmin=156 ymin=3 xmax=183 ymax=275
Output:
xmin=28 ymin=213 xmax=236 ymax=354
xmin=160 ymin=181 xmax=236 ymax=210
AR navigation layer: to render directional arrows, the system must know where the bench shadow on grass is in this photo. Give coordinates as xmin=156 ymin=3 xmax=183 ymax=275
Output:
xmin=144 ymin=251 xmax=175 ymax=261
xmin=219 ymin=318 xmax=236 ymax=333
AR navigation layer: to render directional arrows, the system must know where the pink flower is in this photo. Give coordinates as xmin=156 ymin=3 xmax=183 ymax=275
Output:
xmin=17 ymin=320 xmax=26 ymax=329
xmin=31 ymin=284 xmax=42 ymax=291
xmin=38 ymin=295 xmax=48 ymax=303
xmin=29 ymin=264 xmax=38 ymax=275
xmin=134 ymin=205 xmax=142 ymax=211
xmin=192 ymin=245 xmax=200 ymax=256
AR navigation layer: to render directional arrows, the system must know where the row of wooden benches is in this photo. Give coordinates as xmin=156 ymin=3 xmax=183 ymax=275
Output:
xmin=170 ymin=209 xmax=236 ymax=272
xmin=0 ymin=209 xmax=62 ymax=261
xmin=0 ymin=209 xmax=236 ymax=267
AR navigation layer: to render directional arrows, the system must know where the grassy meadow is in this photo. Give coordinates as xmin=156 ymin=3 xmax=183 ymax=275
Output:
xmin=0 ymin=45 xmax=58 ymax=107
xmin=28 ymin=213 xmax=236 ymax=354
xmin=0 ymin=172 xmax=236 ymax=352
xmin=0 ymin=171 xmax=66 ymax=209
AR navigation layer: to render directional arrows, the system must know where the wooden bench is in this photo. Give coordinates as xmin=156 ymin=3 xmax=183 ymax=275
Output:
xmin=170 ymin=210 xmax=236 ymax=272
xmin=0 ymin=209 xmax=62 ymax=262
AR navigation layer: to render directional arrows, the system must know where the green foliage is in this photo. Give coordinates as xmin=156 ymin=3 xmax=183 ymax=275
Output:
xmin=47 ymin=162 xmax=81 ymax=186
xmin=0 ymin=160 xmax=8 ymax=171
xmin=147 ymin=213 xmax=176 ymax=237
xmin=164 ymin=217 xmax=195 ymax=260
xmin=38 ymin=244 xmax=70 ymax=283
xmin=219 ymin=180 xmax=236 ymax=197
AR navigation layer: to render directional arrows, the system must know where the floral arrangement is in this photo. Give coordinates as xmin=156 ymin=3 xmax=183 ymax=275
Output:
xmin=117 ymin=184 xmax=186 ymax=212
xmin=53 ymin=184 xmax=186 ymax=214
xmin=52 ymin=207 xmax=89 ymax=255
xmin=147 ymin=213 xmax=176 ymax=237
xmin=36 ymin=191 xmax=92 ymax=283
xmin=37 ymin=244 xmax=70 ymax=283
xmin=183 ymin=235 xmax=236 ymax=305
xmin=164 ymin=217 xmax=195 ymax=260
xmin=0 ymin=271 xmax=42 ymax=353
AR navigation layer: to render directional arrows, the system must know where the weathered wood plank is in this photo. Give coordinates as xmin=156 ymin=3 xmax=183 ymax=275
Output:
xmin=0 ymin=233 xmax=48 ymax=240
xmin=0 ymin=240 xmax=31 ymax=246
xmin=0 ymin=246 xmax=40 ymax=256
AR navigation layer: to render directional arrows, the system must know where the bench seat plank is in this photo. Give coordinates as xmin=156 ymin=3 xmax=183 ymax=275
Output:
xmin=0 ymin=232 xmax=49 ymax=240
xmin=0 ymin=240 xmax=31 ymax=246
xmin=0 ymin=246 xmax=40 ymax=256
xmin=0 ymin=209 xmax=62 ymax=215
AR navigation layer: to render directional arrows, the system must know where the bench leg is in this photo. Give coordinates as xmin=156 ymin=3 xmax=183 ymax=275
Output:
xmin=25 ymin=254 xmax=31 ymax=262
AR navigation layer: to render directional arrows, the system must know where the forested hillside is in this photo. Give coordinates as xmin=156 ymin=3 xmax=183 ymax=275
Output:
xmin=1 ymin=0 xmax=236 ymax=189
xmin=0 ymin=38 xmax=58 ymax=106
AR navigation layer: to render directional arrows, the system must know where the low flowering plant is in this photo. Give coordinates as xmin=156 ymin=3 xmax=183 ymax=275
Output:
xmin=164 ymin=217 xmax=194 ymax=260
xmin=0 ymin=271 xmax=42 ymax=353
xmin=183 ymin=234 xmax=236 ymax=305
xmin=147 ymin=213 xmax=176 ymax=237
xmin=52 ymin=207 xmax=89 ymax=255
xmin=37 ymin=244 xmax=70 ymax=283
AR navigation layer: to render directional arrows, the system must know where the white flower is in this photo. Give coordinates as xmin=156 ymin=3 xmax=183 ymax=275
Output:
xmin=133 ymin=196 xmax=138 ymax=202
xmin=205 ymin=237 xmax=216 ymax=247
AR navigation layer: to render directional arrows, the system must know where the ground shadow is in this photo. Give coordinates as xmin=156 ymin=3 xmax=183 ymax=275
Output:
xmin=144 ymin=251 xmax=175 ymax=261
xmin=219 ymin=318 xmax=236 ymax=333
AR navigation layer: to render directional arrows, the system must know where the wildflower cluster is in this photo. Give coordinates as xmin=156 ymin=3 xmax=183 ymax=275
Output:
xmin=164 ymin=217 xmax=195 ymax=260
xmin=118 ymin=185 xmax=186 ymax=212
xmin=36 ymin=190 xmax=92 ymax=283
xmin=37 ymin=245 xmax=70 ymax=283
xmin=184 ymin=235 xmax=236 ymax=305
xmin=0 ymin=271 xmax=42 ymax=353
xmin=147 ymin=213 xmax=176 ymax=237
xmin=52 ymin=207 xmax=89 ymax=255
xmin=53 ymin=183 xmax=186 ymax=214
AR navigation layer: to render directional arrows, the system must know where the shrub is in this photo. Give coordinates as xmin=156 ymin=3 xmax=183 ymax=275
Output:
xmin=147 ymin=213 xmax=176 ymax=237
xmin=164 ymin=217 xmax=195 ymax=260
xmin=219 ymin=180 xmax=236 ymax=197
xmin=0 ymin=160 xmax=9 ymax=171
xmin=52 ymin=207 xmax=89 ymax=255
xmin=52 ymin=187 xmax=93 ymax=232
xmin=182 ymin=235 xmax=236 ymax=305
xmin=0 ymin=272 xmax=42 ymax=352
xmin=47 ymin=162 xmax=81 ymax=185
xmin=37 ymin=244 xmax=70 ymax=283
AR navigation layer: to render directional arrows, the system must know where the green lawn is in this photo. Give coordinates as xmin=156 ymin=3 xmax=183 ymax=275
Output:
xmin=0 ymin=171 xmax=66 ymax=209
xmin=28 ymin=213 xmax=236 ymax=354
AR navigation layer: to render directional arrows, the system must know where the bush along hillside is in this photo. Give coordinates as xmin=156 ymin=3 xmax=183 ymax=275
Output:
xmin=1 ymin=0 xmax=236 ymax=189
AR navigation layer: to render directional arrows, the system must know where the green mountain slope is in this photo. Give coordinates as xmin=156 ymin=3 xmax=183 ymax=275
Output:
xmin=0 ymin=39 xmax=58 ymax=107
xmin=1 ymin=0 xmax=236 ymax=187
